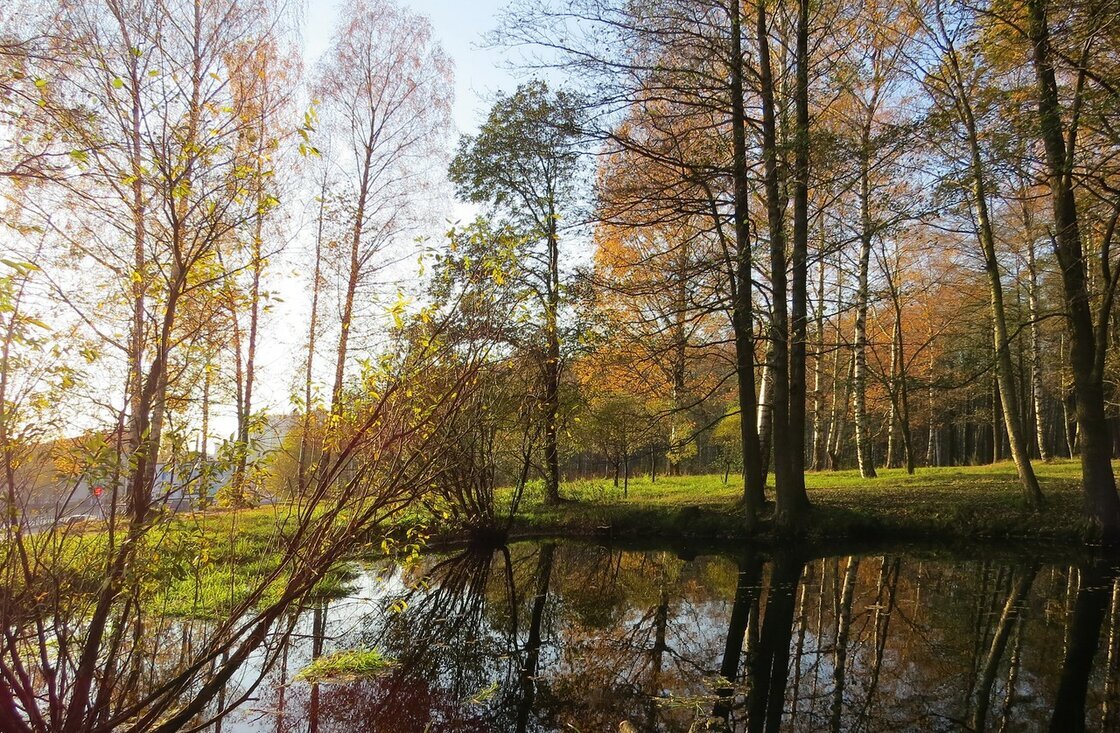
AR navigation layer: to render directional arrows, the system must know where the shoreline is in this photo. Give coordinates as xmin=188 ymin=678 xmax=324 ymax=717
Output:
xmin=418 ymin=459 xmax=1118 ymax=552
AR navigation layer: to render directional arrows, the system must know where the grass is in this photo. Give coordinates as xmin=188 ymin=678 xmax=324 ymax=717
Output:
xmin=31 ymin=503 xmax=368 ymax=620
xmin=295 ymin=649 xmax=394 ymax=682
xmin=505 ymin=459 xmax=1112 ymax=546
xmin=33 ymin=459 xmax=1111 ymax=623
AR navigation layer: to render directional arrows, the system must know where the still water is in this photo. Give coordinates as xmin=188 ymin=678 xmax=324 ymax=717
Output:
xmin=212 ymin=541 xmax=1120 ymax=732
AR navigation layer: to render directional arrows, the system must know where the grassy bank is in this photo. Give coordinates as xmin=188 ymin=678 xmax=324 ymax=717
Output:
xmin=47 ymin=460 xmax=1112 ymax=620
xmin=43 ymin=505 xmax=371 ymax=619
xmin=508 ymin=459 xmax=1112 ymax=545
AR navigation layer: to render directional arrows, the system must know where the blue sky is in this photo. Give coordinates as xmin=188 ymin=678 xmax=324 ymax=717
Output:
xmin=301 ymin=0 xmax=518 ymax=136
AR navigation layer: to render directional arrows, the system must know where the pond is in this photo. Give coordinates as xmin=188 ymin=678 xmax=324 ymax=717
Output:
xmin=208 ymin=541 xmax=1120 ymax=732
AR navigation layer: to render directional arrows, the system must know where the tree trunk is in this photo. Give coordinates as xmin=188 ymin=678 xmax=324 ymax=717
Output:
xmin=826 ymin=267 xmax=846 ymax=469
xmin=127 ymin=46 xmax=147 ymax=465
xmin=543 ymin=211 xmax=562 ymax=504
xmin=992 ymin=371 xmax=1001 ymax=464
xmin=623 ymin=453 xmax=629 ymax=497
xmin=898 ymin=353 xmax=916 ymax=474
xmin=831 ymin=353 xmax=855 ymax=470
xmin=1 ymin=279 xmax=26 ymax=528
xmin=928 ymin=322 xmax=938 ymax=466
xmin=231 ymin=209 xmax=263 ymax=506
xmin=854 ymin=131 xmax=877 ymax=479
xmin=729 ymin=0 xmax=766 ymax=525
xmin=1026 ymin=230 xmax=1050 ymax=460
xmin=812 ymin=242 xmax=828 ymax=471
xmin=756 ymin=0 xmax=789 ymax=496
xmin=886 ymin=324 xmax=900 ymax=469
xmin=1027 ymin=0 xmax=1120 ymax=535
xmin=331 ymin=139 xmax=375 ymax=415
xmin=758 ymin=349 xmax=774 ymax=482
xmin=944 ymin=37 xmax=1044 ymax=506
xmin=885 ymin=275 xmax=917 ymax=475
xmin=756 ymin=0 xmax=810 ymax=530
xmin=199 ymin=367 xmax=210 ymax=503
xmin=784 ymin=0 xmax=811 ymax=520
xmin=298 ymin=171 xmax=328 ymax=494
xmin=669 ymin=249 xmax=688 ymax=475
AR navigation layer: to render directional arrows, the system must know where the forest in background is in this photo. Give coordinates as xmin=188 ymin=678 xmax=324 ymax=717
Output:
xmin=4 ymin=0 xmax=1117 ymax=526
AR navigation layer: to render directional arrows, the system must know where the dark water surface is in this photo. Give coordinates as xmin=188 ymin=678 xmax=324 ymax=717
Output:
xmin=213 ymin=541 xmax=1120 ymax=732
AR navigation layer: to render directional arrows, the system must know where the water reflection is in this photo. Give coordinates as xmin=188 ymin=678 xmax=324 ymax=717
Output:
xmin=216 ymin=543 xmax=1120 ymax=732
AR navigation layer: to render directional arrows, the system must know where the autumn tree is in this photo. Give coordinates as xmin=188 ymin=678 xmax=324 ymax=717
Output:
xmin=816 ymin=0 xmax=922 ymax=480
xmin=0 ymin=0 xmax=439 ymax=729
xmin=591 ymin=212 xmax=725 ymax=477
xmin=1014 ymin=0 xmax=1120 ymax=533
xmin=315 ymin=0 xmax=453 ymax=415
xmin=915 ymin=0 xmax=1045 ymax=507
xmin=501 ymin=0 xmax=777 ymax=522
xmin=221 ymin=37 xmax=297 ymax=505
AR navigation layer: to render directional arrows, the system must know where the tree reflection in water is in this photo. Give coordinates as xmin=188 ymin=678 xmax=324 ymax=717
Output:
xmin=213 ymin=542 xmax=1120 ymax=733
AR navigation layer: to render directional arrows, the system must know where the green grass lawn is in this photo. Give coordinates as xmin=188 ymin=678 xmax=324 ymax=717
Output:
xmin=509 ymin=459 xmax=1111 ymax=545
xmin=185 ymin=459 xmax=1104 ymax=547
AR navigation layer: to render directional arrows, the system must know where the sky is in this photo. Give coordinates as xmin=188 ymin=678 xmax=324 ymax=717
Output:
xmin=302 ymin=0 xmax=517 ymax=135
xmin=237 ymin=0 xmax=524 ymax=438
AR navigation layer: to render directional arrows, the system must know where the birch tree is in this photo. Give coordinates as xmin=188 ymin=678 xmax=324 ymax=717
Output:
xmin=315 ymin=0 xmax=453 ymax=414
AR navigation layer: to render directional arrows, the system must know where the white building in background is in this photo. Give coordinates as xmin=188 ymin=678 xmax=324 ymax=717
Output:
xmin=15 ymin=413 xmax=303 ymax=525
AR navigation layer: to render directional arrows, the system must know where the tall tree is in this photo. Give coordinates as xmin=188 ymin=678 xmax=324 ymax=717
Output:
xmin=836 ymin=0 xmax=913 ymax=479
xmin=449 ymin=81 xmax=584 ymax=505
xmin=224 ymin=37 xmax=294 ymax=505
xmin=1020 ymin=0 xmax=1120 ymax=533
xmin=315 ymin=0 xmax=453 ymax=414
xmin=728 ymin=0 xmax=767 ymax=524
xmin=500 ymin=0 xmax=770 ymax=523
xmin=919 ymin=2 xmax=1045 ymax=507
xmin=754 ymin=0 xmax=812 ymax=527
xmin=297 ymin=160 xmax=332 ymax=493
